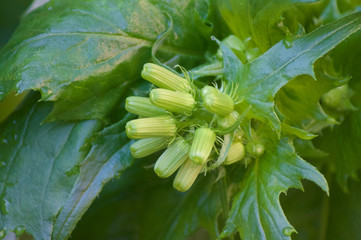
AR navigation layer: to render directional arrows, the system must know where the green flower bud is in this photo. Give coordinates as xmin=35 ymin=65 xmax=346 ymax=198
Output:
xmin=149 ymin=89 xmax=195 ymax=114
xmin=223 ymin=142 xmax=245 ymax=165
xmin=189 ymin=127 xmax=216 ymax=165
xmin=201 ymin=86 xmax=234 ymax=116
xmin=141 ymin=63 xmax=191 ymax=92
xmin=154 ymin=138 xmax=190 ymax=178
xmin=130 ymin=137 xmax=169 ymax=158
xmin=246 ymin=140 xmax=265 ymax=158
xmin=217 ymin=111 xmax=240 ymax=129
xmin=125 ymin=96 xmax=167 ymax=117
xmin=125 ymin=115 xmax=177 ymax=139
xmin=173 ymin=159 xmax=204 ymax=192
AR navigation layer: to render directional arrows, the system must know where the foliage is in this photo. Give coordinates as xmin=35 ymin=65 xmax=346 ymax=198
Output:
xmin=0 ymin=0 xmax=361 ymax=239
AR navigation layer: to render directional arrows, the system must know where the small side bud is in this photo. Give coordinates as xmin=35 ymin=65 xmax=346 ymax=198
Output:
xmin=223 ymin=142 xmax=245 ymax=165
xmin=141 ymin=63 xmax=191 ymax=92
xmin=125 ymin=96 xmax=167 ymax=117
xmin=201 ymin=86 xmax=234 ymax=116
xmin=130 ymin=137 xmax=169 ymax=158
xmin=217 ymin=111 xmax=240 ymax=129
xmin=173 ymin=159 xmax=204 ymax=192
xmin=246 ymin=140 xmax=265 ymax=158
xmin=189 ymin=127 xmax=216 ymax=165
xmin=154 ymin=138 xmax=190 ymax=178
xmin=125 ymin=115 xmax=177 ymax=139
xmin=150 ymin=89 xmax=195 ymax=114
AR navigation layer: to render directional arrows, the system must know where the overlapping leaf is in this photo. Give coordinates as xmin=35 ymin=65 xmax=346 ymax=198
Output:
xmin=0 ymin=94 xmax=102 ymax=239
xmin=222 ymin=12 xmax=361 ymax=134
xmin=221 ymin=128 xmax=328 ymax=240
xmin=217 ymin=0 xmax=319 ymax=52
xmin=0 ymin=93 xmax=137 ymax=240
xmin=0 ymin=0 xmax=211 ymax=122
xmin=276 ymin=57 xmax=348 ymax=131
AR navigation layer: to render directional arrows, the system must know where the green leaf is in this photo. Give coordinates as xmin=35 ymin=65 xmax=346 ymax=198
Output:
xmin=221 ymin=128 xmax=328 ymax=240
xmin=71 ymin=161 xmax=221 ymax=240
xmin=51 ymin=114 xmax=135 ymax=240
xmin=0 ymin=94 xmax=102 ymax=239
xmin=0 ymin=93 xmax=136 ymax=239
xmin=223 ymin=12 xmax=361 ymax=134
xmin=0 ymin=0 xmax=210 ymax=121
xmin=217 ymin=0 xmax=319 ymax=52
xmin=315 ymin=109 xmax=361 ymax=191
xmin=276 ymin=57 xmax=348 ymax=131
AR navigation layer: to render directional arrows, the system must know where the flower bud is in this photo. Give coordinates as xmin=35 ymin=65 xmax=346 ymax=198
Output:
xmin=246 ymin=140 xmax=265 ymax=158
xmin=173 ymin=159 xmax=203 ymax=192
xmin=154 ymin=138 xmax=190 ymax=178
xmin=217 ymin=111 xmax=240 ymax=129
xmin=125 ymin=96 xmax=167 ymax=117
xmin=130 ymin=137 xmax=169 ymax=158
xmin=125 ymin=115 xmax=177 ymax=139
xmin=141 ymin=63 xmax=191 ymax=92
xmin=150 ymin=89 xmax=195 ymax=114
xmin=223 ymin=142 xmax=245 ymax=165
xmin=189 ymin=127 xmax=216 ymax=165
xmin=201 ymin=86 xmax=234 ymax=116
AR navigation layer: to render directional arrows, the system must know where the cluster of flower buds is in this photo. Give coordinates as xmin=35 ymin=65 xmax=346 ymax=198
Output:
xmin=125 ymin=63 xmax=264 ymax=192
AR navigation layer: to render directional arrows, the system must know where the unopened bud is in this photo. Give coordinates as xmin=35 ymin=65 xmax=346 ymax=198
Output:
xmin=154 ymin=138 xmax=190 ymax=178
xmin=141 ymin=63 xmax=191 ymax=92
xmin=173 ymin=159 xmax=204 ymax=192
xmin=246 ymin=140 xmax=265 ymax=157
xmin=223 ymin=142 xmax=245 ymax=165
xmin=189 ymin=127 xmax=216 ymax=165
xmin=125 ymin=115 xmax=177 ymax=139
xmin=126 ymin=96 xmax=167 ymax=117
xmin=201 ymin=86 xmax=234 ymax=116
xmin=130 ymin=137 xmax=169 ymax=158
xmin=217 ymin=111 xmax=240 ymax=129
xmin=150 ymin=89 xmax=195 ymax=114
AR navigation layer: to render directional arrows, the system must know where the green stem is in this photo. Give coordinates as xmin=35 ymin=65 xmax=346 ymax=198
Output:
xmin=319 ymin=169 xmax=332 ymax=240
xmin=218 ymin=177 xmax=234 ymax=240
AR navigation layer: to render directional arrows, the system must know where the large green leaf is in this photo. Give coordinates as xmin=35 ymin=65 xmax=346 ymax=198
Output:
xmin=315 ymin=109 xmax=361 ymax=191
xmin=217 ymin=0 xmax=319 ymax=52
xmin=0 ymin=94 xmax=102 ymax=239
xmin=223 ymin=12 xmax=361 ymax=134
xmin=51 ymin=114 xmax=135 ymax=240
xmin=0 ymin=0 xmax=210 ymax=121
xmin=220 ymin=127 xmax=328 ymax=240
xmin=0 ymin=93 xmax=137 ymax=240
xmin=71 ymin=160 xmax=222 ymax=240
